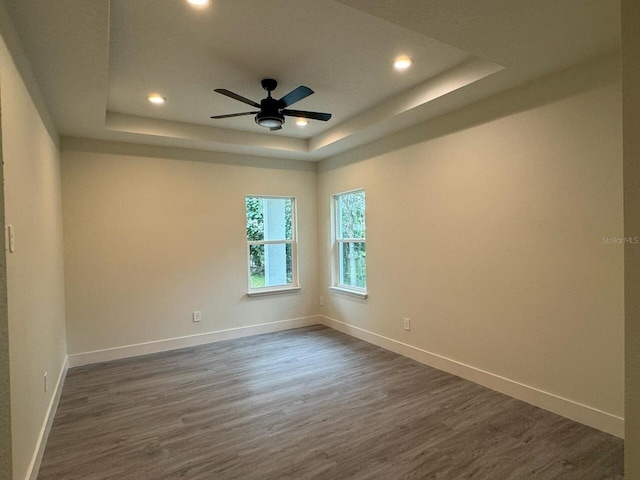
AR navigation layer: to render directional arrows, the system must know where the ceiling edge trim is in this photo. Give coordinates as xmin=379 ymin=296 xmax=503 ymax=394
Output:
xmin=105 ymin=112 xmax=309 ymax=153
xmin=310 ymin=57 xmax=504 ymax=152
xmin=60 ymin=136 xmax=316 ymax=172
xmin=317 ymin=52 xmax=621 ymax=173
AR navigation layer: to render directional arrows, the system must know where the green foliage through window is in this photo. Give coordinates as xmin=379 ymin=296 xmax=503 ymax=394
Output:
xmin=246 ymin=197 xmax=294 ymax=288
xmin=336 ymin=190 xmax=366 ymax=289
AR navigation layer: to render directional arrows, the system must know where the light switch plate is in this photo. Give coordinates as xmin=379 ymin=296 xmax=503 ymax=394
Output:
xmin=7 ymin=225 xmax=15 ymax=253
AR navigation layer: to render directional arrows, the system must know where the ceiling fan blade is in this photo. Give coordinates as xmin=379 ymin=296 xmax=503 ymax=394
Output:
xmin=214 ymin=89 xmax=261 ymax=108
xmin=278 ymin=86 xmax=314 ymax=108
xmin=210 ymin=111 xmax=259 ymax=119
xmin=282 ymin=109 xmax=332 ymax=121
xmin=270 ymin=126 xmax=282 ymax=131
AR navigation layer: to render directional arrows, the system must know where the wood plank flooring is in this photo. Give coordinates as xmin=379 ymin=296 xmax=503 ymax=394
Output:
xmin=38 ymin=326 xmax=623 ymax=479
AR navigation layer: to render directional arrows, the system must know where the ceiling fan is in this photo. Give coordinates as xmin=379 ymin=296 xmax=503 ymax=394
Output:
xmin=210 ymin=79 xmax=332 ymax=131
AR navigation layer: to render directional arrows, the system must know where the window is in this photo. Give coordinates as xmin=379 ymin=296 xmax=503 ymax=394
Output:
xmin=332 ymin=189 xmax=366 ymax=297
xmin=246 ymin=196 xmax=298 ymax=295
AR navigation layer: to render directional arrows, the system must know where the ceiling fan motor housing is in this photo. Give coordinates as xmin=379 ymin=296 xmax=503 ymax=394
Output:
xmin=255 ymin=96 xmax=284 ymax=128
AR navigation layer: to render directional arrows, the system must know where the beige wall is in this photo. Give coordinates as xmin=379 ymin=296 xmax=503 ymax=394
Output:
xmin=0 ymin=34 xmax=67 ymax=480
xmin=318 ymin=59 xmax=624 ymax=432
xmin=61 ymin=141 xmax=318 ymax=355
xmin=623 ymin=0 xmax=640 ymax=476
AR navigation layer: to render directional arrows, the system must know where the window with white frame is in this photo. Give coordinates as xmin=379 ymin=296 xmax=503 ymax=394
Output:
xmin=246 ymin=196 xmax=297 ymax=293
xmin=333 ymin=189 xmax=366 ymax=294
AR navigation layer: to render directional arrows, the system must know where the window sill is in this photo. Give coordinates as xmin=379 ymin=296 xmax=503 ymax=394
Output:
xmin=329 ymin=286 xmax=368 ymax=299
xmin=247 ymin=286 xmax=301 ymax=297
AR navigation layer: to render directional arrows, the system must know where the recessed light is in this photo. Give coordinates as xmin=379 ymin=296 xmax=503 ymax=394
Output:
xmin=147 ymin=93 xmax=166 ymax=105
xmin=295 ymin=118 xmax=308 ymax=127
xmin=187 ymin=0 xmax=209 ymax=6
xmin=393 ymin=56 xmax=414 ymax=71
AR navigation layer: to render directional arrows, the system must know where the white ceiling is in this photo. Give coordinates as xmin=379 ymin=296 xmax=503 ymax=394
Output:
xmin=4 ymin=0 xmax=620 ymax=161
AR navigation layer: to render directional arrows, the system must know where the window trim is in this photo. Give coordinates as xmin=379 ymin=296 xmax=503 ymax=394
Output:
xmin=332 ymin=188 xmax=367 ymax=297
xmin=246 ymin=195 xmax=299 ymax=296
xmin=247 ymin=286 xmax=301 ymax=298
xmin=329 ymin=285 xmax=368 ymax=299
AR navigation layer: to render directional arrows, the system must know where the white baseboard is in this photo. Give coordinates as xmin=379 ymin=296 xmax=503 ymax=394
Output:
xmin=26 ymin=356 xmax=68 ymax=480
xmin=68 ymin=316 xmax=322 ymax=368
xmin=320 ymin=316 xmax=624 ymax=439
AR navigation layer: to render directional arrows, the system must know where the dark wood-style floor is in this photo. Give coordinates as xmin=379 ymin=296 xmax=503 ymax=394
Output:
xmin=38 ymin=326 xmax=623 ymax=480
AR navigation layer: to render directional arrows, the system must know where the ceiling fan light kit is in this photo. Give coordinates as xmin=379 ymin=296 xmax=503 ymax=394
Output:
xmin=211 ymin=78 xmax=331 ymax=132
xmin=255 ymin=113 xmax=284 ymax=129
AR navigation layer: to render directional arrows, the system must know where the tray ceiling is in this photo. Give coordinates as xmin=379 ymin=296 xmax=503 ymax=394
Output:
xmin=4 ymin=0 xmax=620 ymax=161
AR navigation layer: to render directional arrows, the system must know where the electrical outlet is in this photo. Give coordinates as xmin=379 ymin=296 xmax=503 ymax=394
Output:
xmin=193 ymin=311 xmax=202 ymax=322
xmin=319 ymin=296 xmax=324 ymax=306
xmin=44 ymin=372 xmax=48 ymax=393
xmin=403 ymin=317 xmax=410 ymax=331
